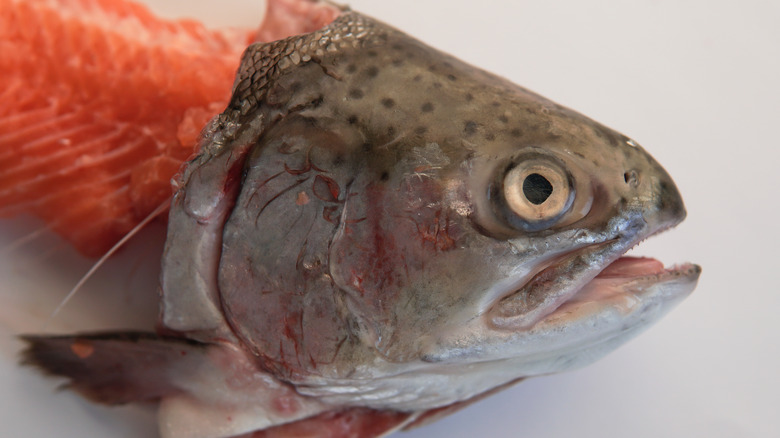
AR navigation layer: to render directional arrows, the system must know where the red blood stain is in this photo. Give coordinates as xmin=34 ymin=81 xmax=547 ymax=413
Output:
xmin=322 ymin=205 xmax=340 ymax=223
xmin=69 ymin=340 xmax=94 ymax=359
xmin=416 ymin=209 xmax=457 ymax=251
xmin=313 ymin=174 xmax=340 ymax=202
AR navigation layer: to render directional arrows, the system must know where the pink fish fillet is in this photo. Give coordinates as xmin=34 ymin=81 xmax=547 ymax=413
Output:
xmin=0 ymin=0 xmax=338 ymax=257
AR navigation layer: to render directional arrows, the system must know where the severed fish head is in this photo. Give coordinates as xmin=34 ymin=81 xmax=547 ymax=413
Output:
xmin=160 ymin=11 xmax=700 ymax=409
xmin=23 ymin=10 xmax=700 ymax=437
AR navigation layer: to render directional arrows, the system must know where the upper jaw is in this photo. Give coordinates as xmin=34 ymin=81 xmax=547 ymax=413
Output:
xmin=486 ymin=202 xmax=692 ymax=331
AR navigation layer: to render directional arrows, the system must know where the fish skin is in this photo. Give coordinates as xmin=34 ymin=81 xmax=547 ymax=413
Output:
xmin=21 ymin=9 xmax=700 ymax=438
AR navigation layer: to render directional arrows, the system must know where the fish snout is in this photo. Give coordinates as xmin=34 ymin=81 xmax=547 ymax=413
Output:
xmin=621 ymin=145 xmax=687 ymax=235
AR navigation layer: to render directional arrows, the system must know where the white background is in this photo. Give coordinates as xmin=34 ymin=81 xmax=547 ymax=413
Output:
xmin=1 ymin=0 xmax=778 ymax=437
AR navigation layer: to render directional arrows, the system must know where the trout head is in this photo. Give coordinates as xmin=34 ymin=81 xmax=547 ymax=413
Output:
xmin=160 ymin=12 xmax=699 ymax=409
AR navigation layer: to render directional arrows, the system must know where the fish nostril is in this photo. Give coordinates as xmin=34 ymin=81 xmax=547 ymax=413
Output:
xmin=623 ymin=170 xmax=639 ymax=188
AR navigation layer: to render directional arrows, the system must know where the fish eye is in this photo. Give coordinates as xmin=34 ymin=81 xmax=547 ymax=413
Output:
xmin=494 ymin=156 xmax=574 ymax=232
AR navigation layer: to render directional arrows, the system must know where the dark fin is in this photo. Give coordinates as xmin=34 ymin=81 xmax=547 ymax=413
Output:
xmin=235 ymin=408 xmax=413 ymax=438
xmin=21 ymin=331 xmax=207 ymax=405
xmin=403 ymin=378 xmax=525 ymax=430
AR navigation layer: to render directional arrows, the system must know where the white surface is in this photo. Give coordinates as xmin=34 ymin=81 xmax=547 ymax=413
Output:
xmin=1 ymin=0 xmax=779 ymax=437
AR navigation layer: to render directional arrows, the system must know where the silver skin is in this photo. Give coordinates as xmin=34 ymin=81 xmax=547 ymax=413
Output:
xmin=28 ymin=11 xmax=700 ymax=438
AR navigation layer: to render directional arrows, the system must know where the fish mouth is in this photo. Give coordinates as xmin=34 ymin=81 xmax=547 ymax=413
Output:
xmin=488 ymin=226 xmax=701 ymax=331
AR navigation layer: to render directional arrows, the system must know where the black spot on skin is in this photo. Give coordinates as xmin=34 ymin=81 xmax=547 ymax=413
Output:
xmin=392 ymin=59 xmax=404 ymax=66
xmin=413 ymin=75 xmax=422 ymax=82
xmin=485 ymin=133 xmax=496 ymax=141
xmin=414 ymin=126 xmax=428 ymax=135
xmin=381 ymin=98 xmax=395 ymax=109
xmin=387 ymin=126 xmax=396 ymax=137
xmin=367 ymin=50 xmax=378 ymax=57
xmin=347 ymin=115 xmax=358 ymax=125
xmin=392 ymin=44 xmax=403 ymax=51
xmin=332 ymin=154 xmax=345 ymax=166
xmin=365 ymin=66 xmax=379 ymax=78
xmin=346 ymin=64 xmax=357 ymax=74
xmin=510 ymin=128 xmax=523 ymax=138
xmin=464 ymin=121 xmax=478 ymax=136
xmin=421 ymin=102 xmax=434 ymax=113
xmin=432 ymin=82 xmax=442 ymax=89
xmin=349 ymin=89 xmax=364 ymax=99
xmin=492 ymin=101 xmax=501 ymax=107
xmin=380 ymin=171 xmax=390 ymax=181
xmin=428 ymin=64 xmax=437 ymax=72
xmin=362 ymin=142 xmax=372 ymax=152
xmin=447 ymin=74 xmax=457 ymax=81
xmin=498 ymin=115 xmax=509 ymax=123
xmin=465 ymin=93 xmax=474 ymax=102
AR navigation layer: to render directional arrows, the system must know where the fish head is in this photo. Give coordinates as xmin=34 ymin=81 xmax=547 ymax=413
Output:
xmin=161 ymin=12 xmax=699 ymax=386
xmin=319 ymin=78 xmax=699 ymax=372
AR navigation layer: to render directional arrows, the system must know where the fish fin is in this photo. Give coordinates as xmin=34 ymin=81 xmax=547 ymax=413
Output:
xmin=20 ymin=331 xmax=204 ymax=404
xmin=21 ymin=331 xmax=335 ymax=437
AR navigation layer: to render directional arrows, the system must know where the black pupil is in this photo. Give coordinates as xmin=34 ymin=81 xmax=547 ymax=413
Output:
xmin=522 ymin=173 xmax=553 ymax=205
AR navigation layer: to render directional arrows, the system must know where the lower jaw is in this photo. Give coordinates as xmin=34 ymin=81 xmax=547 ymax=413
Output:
xmin=551 ymin=259 xmax=700 ymax=318
xmin=492 ymin=256 xmax=698 ymax=329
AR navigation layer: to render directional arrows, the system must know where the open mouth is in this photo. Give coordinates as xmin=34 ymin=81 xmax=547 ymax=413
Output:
xmin=561 ymin=256 xmax=700 ymax=310
xmin=489 ymin=229 xmax=701 ymax=330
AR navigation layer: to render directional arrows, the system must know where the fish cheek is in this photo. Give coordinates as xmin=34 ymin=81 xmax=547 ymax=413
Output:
xmin=217 ymin=116 xmax=363 ymax=379
xmin=327 ymin=166 xmax=470 ymax=361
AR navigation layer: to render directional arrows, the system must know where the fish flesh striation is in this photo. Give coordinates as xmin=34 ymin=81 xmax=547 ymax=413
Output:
xmin=0 ymin=0 xmax=336 ymax=256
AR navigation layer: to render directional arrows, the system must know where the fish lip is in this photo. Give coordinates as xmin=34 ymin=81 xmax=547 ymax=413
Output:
xmin=551 ymin=261 xmax=701 ymax=316
xmin=487 ymin=218 xmax=695 ymax=330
